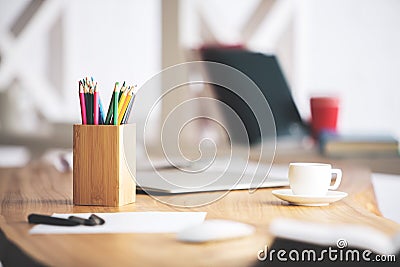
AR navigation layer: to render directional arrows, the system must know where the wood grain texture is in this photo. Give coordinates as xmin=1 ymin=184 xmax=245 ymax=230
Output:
xmin=73 ymin=124 xmax=136 ymax=206
xmin=0 ymin=160 xmax=399 ymax=267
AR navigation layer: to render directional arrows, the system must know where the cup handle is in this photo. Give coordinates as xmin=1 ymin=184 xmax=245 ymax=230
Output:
xmin=329 ymin=169 xmax=342 ymax=190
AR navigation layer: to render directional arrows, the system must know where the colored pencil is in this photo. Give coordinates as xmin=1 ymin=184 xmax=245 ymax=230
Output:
xmin=113 ymin=83 xmax=120 ymax=125
xmin=88 ymin=85 xmax=94 ymax=124
xmin=118 ymin=87 xmax=132 ymax=124
xmin=78 ymin=78 xmax=138 ymax=125
xmin=93 ymin=82 xmax=99 ymax=125
xmin=85 ymin=78 xmax=92 ymax=124
xmin=117 ymin=86 xmax=129 ymax=117
xmin=122 ymin=86 xmax=137 ymax=124
xmin=122 ymin=94 xmax=135 ymax=124
xmin=99 ymin=96 xmax=105 ymax=125
xmin=118 ymin=81 xmax=126 ymax=102
xmin=79 ymin=81 xmax=87 ymax=124
xmin=105 ymin=82 xmax=119 ymax=124
xmin=83 ymin=80 xmax=89 ymax=124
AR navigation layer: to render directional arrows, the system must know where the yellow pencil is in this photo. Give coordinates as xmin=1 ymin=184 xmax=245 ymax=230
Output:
xmin=117 ymin=85 xmax=128 ymax=116
xmin=118 ymin=87 xmax=133 ymax=124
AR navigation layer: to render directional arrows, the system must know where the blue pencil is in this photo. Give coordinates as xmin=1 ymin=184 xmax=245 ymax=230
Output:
xmin=98 ymin=96 xmax=105 ymax=124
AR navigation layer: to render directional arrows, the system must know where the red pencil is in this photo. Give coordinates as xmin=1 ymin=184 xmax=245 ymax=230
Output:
xmin=79 ymin=81 xmax=87 ymax=124
xmin=93 ymin=82 xmax=99 ymax=125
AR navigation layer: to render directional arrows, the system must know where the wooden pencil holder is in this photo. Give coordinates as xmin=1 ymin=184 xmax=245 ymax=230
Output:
xmin=73 ymin=124 xmax=136 ymax=206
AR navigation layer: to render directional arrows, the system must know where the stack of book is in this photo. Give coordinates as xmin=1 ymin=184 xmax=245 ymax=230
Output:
xmin=319 ymin=131 xmax=399 ymax=157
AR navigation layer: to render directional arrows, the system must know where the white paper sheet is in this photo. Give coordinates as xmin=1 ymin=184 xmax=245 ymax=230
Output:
xmin=29 ymin=212 xmax=207 ymax=234
xmin=371 ymin=173 xmax=400 ymax=224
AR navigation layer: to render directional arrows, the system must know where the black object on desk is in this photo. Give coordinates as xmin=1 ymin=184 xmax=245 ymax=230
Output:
xmin=28 ymin=214 xmax=80 ymax=226
xmin=28 ymin=213 xmax=105 ymax=227
xmin=68 ymin=216 xmax=96 ymax=226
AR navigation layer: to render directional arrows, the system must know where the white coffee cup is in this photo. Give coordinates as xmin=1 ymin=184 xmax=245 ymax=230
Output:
xmin=288 ymin=163 xmax=342 ymax=196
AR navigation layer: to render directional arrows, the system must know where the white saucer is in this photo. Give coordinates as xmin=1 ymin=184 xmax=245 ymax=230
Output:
xmin=272 ymin=189 xmax=348 ymax=206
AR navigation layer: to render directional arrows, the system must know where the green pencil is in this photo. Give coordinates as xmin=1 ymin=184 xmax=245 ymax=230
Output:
xmin=113 ymin=83 xmax=119 ymax=125
xmin=105 ymin=82 xmax=119 ymax=124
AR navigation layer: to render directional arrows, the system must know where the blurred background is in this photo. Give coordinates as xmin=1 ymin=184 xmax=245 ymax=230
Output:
xmin=0 ymin=0 xmax=400 ymax=167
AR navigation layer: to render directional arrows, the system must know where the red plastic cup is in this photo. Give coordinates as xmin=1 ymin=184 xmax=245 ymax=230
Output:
xmin=310 ymin=97 xmax=339 ymax=138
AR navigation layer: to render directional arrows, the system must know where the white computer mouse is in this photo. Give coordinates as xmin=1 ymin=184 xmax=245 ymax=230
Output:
xmin=177 ymin=219 xmax=255 ymax=243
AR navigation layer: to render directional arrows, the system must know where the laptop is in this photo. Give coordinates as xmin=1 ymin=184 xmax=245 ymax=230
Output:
xmin=136 ymin=48 xmax=307 ymax=194
xmin=136 ymin=158 xmax=289 ymax=194
xmin=200 ymin=47 xmax=309 ymax=144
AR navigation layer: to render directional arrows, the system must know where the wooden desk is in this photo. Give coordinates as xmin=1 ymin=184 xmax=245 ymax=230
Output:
xmin=0 ymin=162 xmax=399 ymax=267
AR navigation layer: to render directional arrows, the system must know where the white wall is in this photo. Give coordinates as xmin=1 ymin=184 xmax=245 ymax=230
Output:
xmin=2 ymin=0 xmax=399 ymax=139
xmin=0 ymin=0 xmax=161 ymax=125
xmin=64 ymin=0 xmax=161 ymax=123
xmin=294 ymin=0 xmax=400 ymax=138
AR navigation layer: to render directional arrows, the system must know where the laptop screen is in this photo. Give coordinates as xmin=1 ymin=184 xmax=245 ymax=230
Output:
xmin=200 ymin=48 xmax=308 ymax=145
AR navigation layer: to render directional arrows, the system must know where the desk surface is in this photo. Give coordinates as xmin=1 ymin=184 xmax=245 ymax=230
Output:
xmin=0 ymin=162 xmax=399 ymax=267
